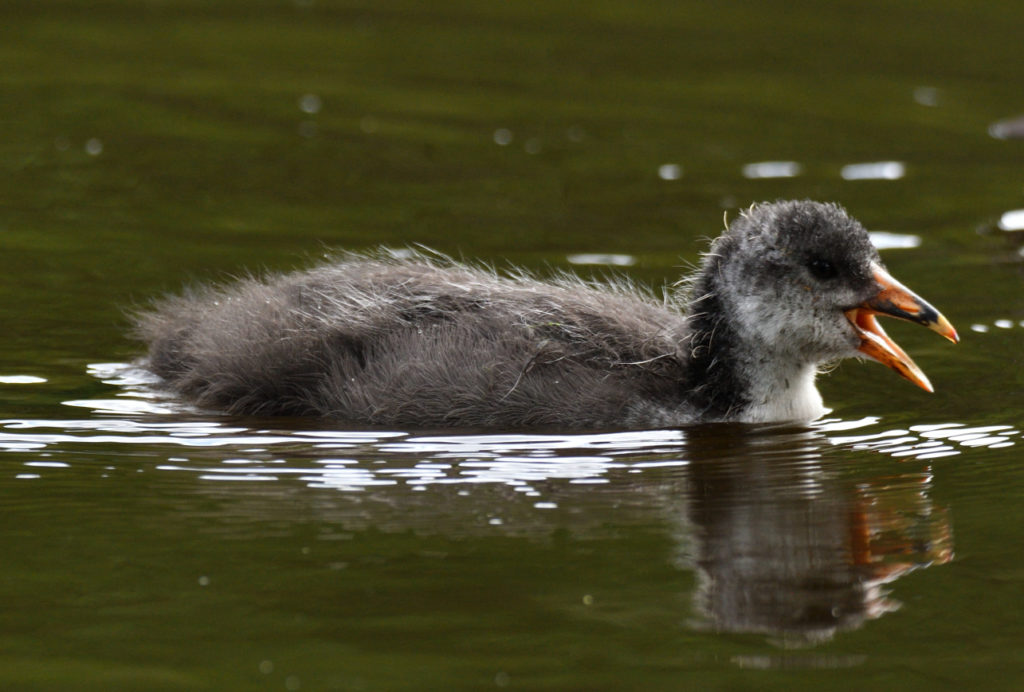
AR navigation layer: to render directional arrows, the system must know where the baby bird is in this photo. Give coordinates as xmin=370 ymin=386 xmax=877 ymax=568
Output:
xmin=134 ymin=200 xmax=957 ymax=429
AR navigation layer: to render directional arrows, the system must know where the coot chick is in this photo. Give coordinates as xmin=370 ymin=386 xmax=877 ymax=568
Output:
xmin=134 ymin=200 xmax=957 ymax=429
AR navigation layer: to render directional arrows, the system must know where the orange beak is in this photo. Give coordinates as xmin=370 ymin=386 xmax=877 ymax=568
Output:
xmin=843 ymin=262 xmax=958 ymax=392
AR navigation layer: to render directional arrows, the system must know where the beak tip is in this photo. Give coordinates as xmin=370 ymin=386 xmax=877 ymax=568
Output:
xmin=935 ymin=315 xmax=959 ymax=344
xmin=904 ymin=367 xmax=934 ymax=393
xmin=907 ymin=366 xmax=935 ymax=394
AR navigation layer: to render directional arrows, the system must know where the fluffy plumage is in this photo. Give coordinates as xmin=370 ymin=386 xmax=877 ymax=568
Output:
xmin=134 ymin=200 xmax=890 ymax=429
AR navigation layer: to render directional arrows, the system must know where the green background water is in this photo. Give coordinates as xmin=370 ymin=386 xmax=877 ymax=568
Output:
xmin=1 ymin=1 xmax=1022 ymax=690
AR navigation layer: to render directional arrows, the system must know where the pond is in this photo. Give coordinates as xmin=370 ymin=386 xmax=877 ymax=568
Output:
xmin=1 ymin=1 xmax=1022 ymax=690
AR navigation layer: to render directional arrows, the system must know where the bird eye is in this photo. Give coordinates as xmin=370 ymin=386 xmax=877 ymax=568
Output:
xmin=807 ymin=257 xmax=838 ymax=280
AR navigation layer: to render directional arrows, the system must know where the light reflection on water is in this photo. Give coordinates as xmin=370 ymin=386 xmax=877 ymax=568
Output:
xmin=6 ymin=409 xmax=1016 ymax=484
xmin=8 ymin=361 xmax=1010 ymax=481
xmin=0 ymin=362 xmax=1017 ymax=646
xmin=2 ymin=361 xmax=1015 ymax=503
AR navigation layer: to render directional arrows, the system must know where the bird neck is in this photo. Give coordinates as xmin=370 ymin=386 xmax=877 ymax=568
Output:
xmin=684 ymin=290 xmax=750 ymax=419
xmin=684 ymin=278 xmax=825 ymax=423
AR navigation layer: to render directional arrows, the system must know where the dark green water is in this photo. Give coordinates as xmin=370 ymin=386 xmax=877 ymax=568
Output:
xmin=2 ymin=1 xmax=1023 ymax=690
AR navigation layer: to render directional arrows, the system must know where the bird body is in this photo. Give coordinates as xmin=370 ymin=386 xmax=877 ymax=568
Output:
xmin=134 ymin=201 xmax=957 ymax=429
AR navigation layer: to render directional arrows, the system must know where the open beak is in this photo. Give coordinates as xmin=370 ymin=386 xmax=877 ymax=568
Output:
xmin=843 ymin=262 xmax=958 ymax=392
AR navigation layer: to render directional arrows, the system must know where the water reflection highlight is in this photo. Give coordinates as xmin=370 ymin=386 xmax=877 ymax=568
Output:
xmin=0 ymin=363 xmax=1015 ymax=647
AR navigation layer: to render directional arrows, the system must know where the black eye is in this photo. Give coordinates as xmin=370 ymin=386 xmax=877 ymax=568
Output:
xmin=807 ymin=257 xmax=838 ymax=280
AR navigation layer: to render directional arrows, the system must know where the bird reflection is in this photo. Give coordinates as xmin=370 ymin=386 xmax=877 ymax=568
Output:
xmin=85 ymin=389 xmax=960 ymax=648
xmin=677 ymin=424 xmax=952 ymax=645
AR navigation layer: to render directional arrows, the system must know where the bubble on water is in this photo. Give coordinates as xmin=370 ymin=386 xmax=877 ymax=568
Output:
xmin=259 ymin=660 xmax=274 ymax=675
xmin=742 ymin=161 xmax=802 ymax=179
xmin=658 ymin=163 xmax=683 ymax=180
xmin=85 ymin=138 xmax=104 ymax=156
xmin=493 ymin=128 xmax=513 ymax=146
xmin=913 ymin=86 xmax=940 ymax=107
xmin=997 ymin=209 xmax=1024 ymax=231
xmin=566 ymin=253 xmax=636 ymax=267
xmin=971 ymin=320 xmax=1023 ymax=332
xmin=298 ymin=93 xmax=321 ymax=114
xmin=989 ymin=115 xmax=1024 ymax=140
xmin=840 ymin=161 xmax=904 ymax=180
xmin=868 ymin=231 xmax=922 ymax=250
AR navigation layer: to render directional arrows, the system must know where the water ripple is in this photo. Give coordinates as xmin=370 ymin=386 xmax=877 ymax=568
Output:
xmin=827 ymin=422 xmax=1019 ymax=460
xmin=0 ymin=363 xmax=1011 ymax=495
xmin=2 ymin=412 xmax=1015 ymax=491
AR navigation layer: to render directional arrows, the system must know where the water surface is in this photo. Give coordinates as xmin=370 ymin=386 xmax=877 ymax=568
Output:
xmin=1 ymin=1 xmax=1023 ymax=690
